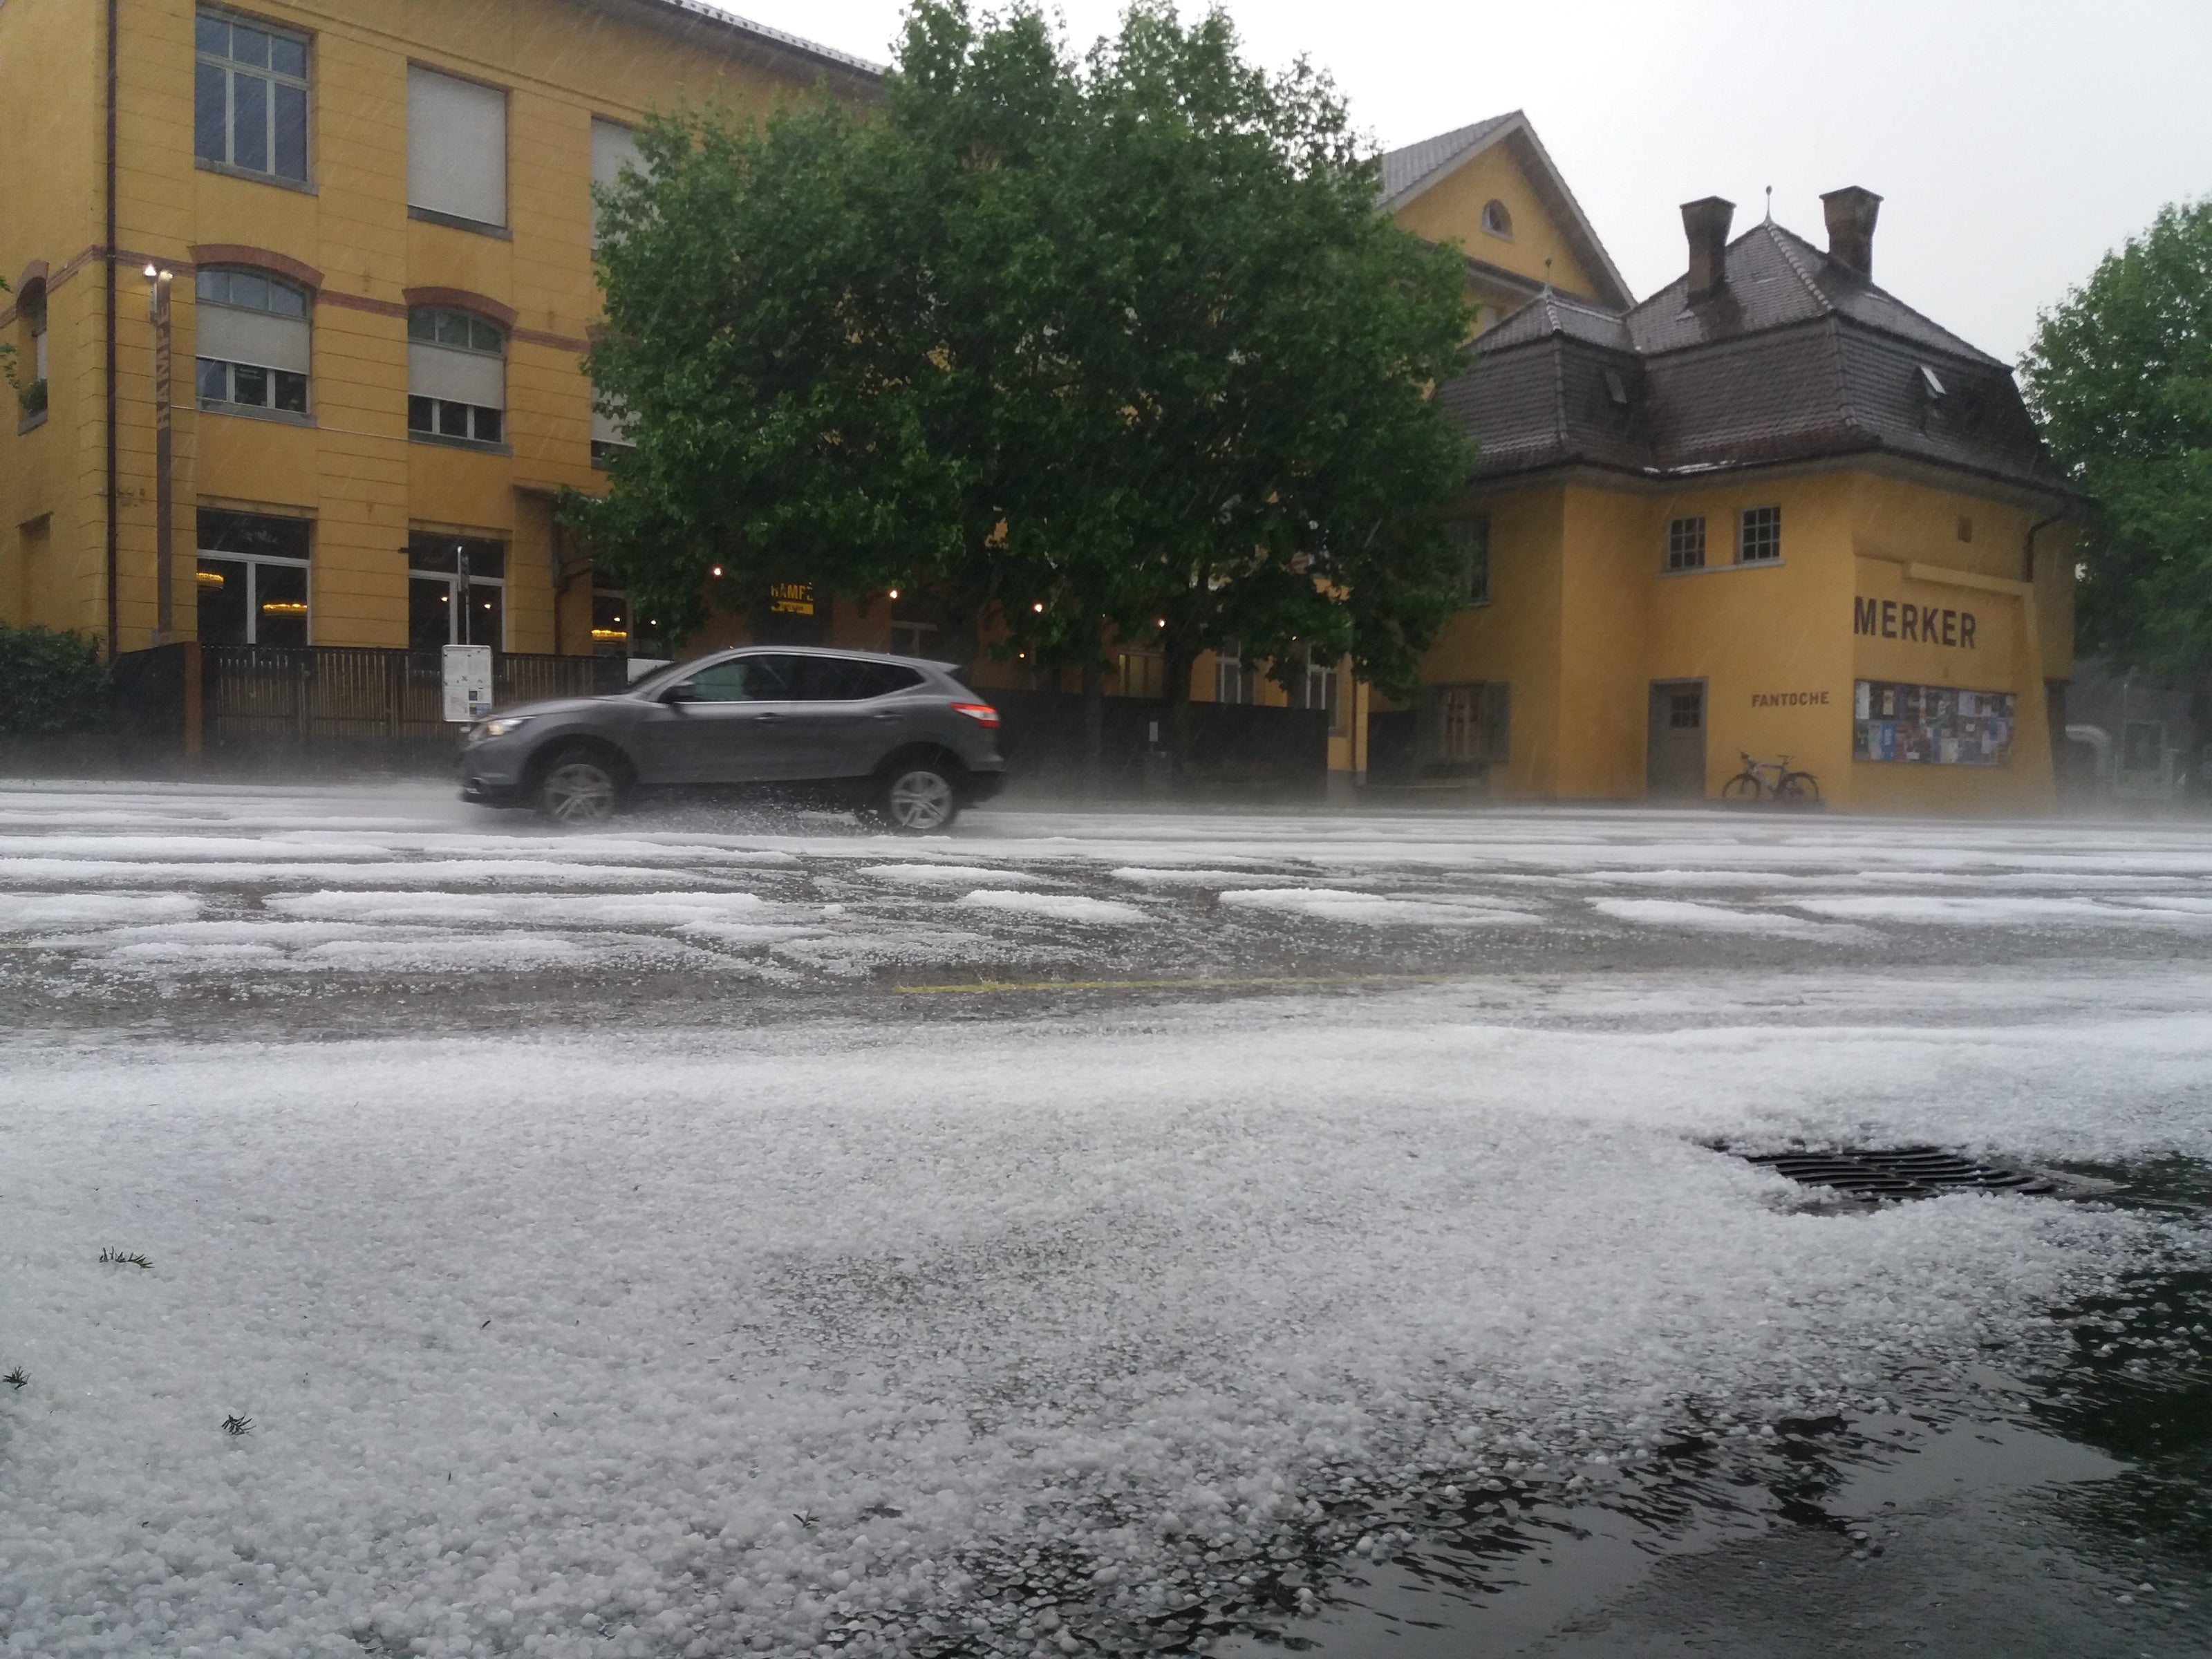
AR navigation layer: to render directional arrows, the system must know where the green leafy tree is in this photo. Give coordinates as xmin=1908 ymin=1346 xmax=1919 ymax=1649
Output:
xmin=0 ymin=622 xmax=110 ymax=735
xmin=574 ymin=0 xmax=1472 ymax=760
xmin=2023 ymin=199 xmax=2212 ymax=681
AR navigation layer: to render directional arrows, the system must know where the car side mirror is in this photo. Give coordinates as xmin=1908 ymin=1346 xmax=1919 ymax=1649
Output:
xmin=662 ymin=682 xmax=698 ymax=706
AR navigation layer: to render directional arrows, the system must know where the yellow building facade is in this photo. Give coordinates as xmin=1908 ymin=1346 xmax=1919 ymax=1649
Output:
xmin=0 ymin=0 xmax=873 ymax=658
xmin=1391 ymin=189 xmax=2075 ymax=812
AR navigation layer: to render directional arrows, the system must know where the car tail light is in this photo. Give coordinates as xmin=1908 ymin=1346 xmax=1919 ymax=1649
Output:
xmin=950 ymin=702 xmax=1001 ymax=728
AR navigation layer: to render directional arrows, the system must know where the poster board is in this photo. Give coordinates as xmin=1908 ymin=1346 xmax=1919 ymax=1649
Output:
xmin=442 ymin=645 xmax=494 ymax=723
xmin=1853 ymin=679 xmax=2014 ymax=766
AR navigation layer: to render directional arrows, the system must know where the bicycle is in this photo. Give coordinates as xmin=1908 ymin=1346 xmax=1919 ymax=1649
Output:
xmin=1721 ymin=751 xmax=1821 ymax=805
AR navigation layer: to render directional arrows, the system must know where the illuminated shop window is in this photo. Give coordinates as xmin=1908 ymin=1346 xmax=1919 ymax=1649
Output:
xmin=196 ymin=507 xmax=310 ymax=646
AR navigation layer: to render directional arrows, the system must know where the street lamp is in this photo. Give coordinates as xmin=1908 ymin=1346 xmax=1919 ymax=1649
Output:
xmin=144 ymin=264 xmax=176 ymax=641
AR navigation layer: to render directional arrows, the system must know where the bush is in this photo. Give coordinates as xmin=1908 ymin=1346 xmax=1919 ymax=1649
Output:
xmin=0 ymin=622 xmax=111 ymax=735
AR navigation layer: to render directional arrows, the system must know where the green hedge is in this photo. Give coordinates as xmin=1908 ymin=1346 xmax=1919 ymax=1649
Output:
xmin=0 ymin=622 xmax=111 ymax=735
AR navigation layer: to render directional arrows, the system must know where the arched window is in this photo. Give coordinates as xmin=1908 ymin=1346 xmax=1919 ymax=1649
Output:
xmin=195 ymin=266 xmax=311 ymax=415
xmin=406 ymin=306 xmax=505 ymax=445
xmin=15 ymin=280 xmax=48 ymax=420
xmin=1481 ymin=199 xmax=1512 ymax=238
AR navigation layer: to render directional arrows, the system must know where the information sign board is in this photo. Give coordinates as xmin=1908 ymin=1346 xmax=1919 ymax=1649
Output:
xmin=442 ymin=645 xmax=494 ymax=723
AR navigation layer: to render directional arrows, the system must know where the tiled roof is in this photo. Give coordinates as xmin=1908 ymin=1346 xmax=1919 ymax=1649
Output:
xmin=1625 ymin=222 xmax=1999 ymax=365
xmin=1378 ymin=115 xmax=1519 ymax=203
xmin=1455 ymin=216 xmax=2056 ymax=496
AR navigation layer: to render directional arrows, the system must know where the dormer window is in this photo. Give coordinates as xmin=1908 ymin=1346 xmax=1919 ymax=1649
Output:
xmin=1481 ymin=199 xmax=1513 ymax=238
xmin=1919 ymin=364 xmax=1947 ymax=400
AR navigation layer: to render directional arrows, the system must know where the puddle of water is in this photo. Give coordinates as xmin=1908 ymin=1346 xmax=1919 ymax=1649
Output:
xmin=1205 ymin=1158 xmax=2212 ymax=1659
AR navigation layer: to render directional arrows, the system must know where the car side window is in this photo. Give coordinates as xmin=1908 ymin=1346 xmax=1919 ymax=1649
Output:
xmin=682 ymin=660 xmax=756 ymax=702
xmin=789 ymin=657 xmax=923 ymax=701
xmin=677 ymin=655 xmax=804 ymax=702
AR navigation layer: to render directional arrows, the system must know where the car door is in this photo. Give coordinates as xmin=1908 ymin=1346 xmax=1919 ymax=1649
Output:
xmin=763 ymin=656 xmax=908 ymax=779
xmin=631 ymin=654 xmax=801 ymax=784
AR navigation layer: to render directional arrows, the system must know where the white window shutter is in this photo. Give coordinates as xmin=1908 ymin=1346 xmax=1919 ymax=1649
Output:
xmin=590 ymin=393 xmax=632 ymax=447
xmin=409 ymin=66 xmax=507 ymax=227
xmin=590 ymin=118 xmax=641 ymax=193
xmin=195 ymin=306 xmax=310 ymax=374
xmin=409 ymin=343 xmax=505 ymax=409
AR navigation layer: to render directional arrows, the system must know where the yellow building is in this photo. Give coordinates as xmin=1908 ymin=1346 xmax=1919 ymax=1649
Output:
xmin=1393 ymin=188 xmax=2076 ymax=812
xmin=0 ymin=0 xmax=874 ymax=659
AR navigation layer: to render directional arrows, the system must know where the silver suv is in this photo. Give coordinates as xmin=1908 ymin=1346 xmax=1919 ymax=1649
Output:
xmin=458 ymin=647 xmax=1006 ymax=830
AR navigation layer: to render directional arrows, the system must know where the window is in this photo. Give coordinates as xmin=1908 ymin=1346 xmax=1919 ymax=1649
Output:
xmin=406 ymin=534 xmax=505 ymax=650
xmin=590 ymin=590 xmax=630 ymax=657
xmin=1293 ymin=645 xmax=1342 ymax=733
xmin=1215 ymin=644 xmax=1257 ymax=705
xmin=1669 ymin=691 xmax=1702 ymax=729
xmin=1115 ymin=651 xmax=1165 ymax=700
xmin=590 ymin=118 xmax=644 ymax=247
xmin=194 ymin=267 xmax=310 ymax=416
xmin=1481 ymin=199 xmax=1512 ymax=238
xmin=1446 ymin=514 xmax=1490 ymax=605
xmin=197 ymin=509 xmax=310 ymax=646
xmin=194 ymin=9 xmax=309 ymax=184
xmin=1666 ymin=515 xmax=1706 ymax=571
xmin=1425 ymin=682 xmax=1510 ymax=767
xmin=15 ymin=283 xmax=47 ymax=419
xmin=792 ymin=656 xmax=924 ymax=701
xmin=407 ymin=66 xmax=507 ymax=230
xmin=1853 ymin=680 xmax=2015 ymax=766
xmin=590 ymin=386 xmax=632 ymax=467
xmin=677 ymin=654 xmax=800 ymax=702
xmin=1738 ymin=505 xmax=1781 ymax=563
xmin=407 ymin=308 xmax=505 ymax=445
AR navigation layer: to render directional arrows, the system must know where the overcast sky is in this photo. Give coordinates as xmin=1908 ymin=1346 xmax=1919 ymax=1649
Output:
xmin=714 ymin=0 xmax=2211 ymax=365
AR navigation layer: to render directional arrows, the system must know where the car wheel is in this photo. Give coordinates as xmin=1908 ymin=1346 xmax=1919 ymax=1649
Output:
xmin=536 ymin=751 xmax=624 ymax=825
xmin=880 ymin=764 xmax=959 ymax=833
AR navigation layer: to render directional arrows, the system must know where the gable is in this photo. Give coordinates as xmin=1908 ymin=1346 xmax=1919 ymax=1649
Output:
xmin=1395 ymin=142 xmax=1603 ymax=308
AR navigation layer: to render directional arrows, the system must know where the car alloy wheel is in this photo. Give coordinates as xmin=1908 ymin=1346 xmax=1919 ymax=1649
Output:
xmin=541 ymin=760 xmax=617 ymax=825
xmin=885 ymin=767 xmax=956 ymax=832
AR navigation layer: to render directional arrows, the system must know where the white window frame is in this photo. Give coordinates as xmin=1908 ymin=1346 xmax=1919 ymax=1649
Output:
xmin=1738 ymin=505 xmax=1782 ymax=563
xmin=1215 ymin=646 xmax=1257 ymax=706
xmin=194 ymin=266 xmax=312 ymax=418
xmin=1666 ymin=515 xmax=1706 ymax=572
xmin=407 ymin=307 xmax=507 ymax=447
xmin=196 ymin=548 xmax=310 ymax=646
xmin=194 ymin=6 xmax=311 ymax=185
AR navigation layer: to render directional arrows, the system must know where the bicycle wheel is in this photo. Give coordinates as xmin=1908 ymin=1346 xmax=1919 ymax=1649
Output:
xmin=1777 ymin=771 xmax=1822 ymax=805
xmin=1721 ymin=773 xmax=1764 ymax=803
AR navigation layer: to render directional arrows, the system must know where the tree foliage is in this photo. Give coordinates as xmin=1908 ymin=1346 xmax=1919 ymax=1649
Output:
xmin=572 ymin=0 xmax=1473 ymax=700
xmin=0 ymin=623 xmax=110 ymax=735
xmin=2022 ymin=199 xmax=2212 ymax=680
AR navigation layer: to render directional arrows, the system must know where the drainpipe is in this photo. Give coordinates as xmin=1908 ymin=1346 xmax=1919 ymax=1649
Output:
xmin=104 ymin=0 xmax=120 ymax=660
xmin=2023 ymin=511 xmax=2063 ymax=584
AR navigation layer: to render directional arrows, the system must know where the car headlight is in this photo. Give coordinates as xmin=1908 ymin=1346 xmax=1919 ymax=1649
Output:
xmin=472 ymin=715 xmax=532 ymax=743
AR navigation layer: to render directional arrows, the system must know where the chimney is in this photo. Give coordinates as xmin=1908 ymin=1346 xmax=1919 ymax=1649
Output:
xmin=1821 ymin=186 xmax=1882 ymax=279
xmin=1680 ymin=196 xmax=1734 ymax=303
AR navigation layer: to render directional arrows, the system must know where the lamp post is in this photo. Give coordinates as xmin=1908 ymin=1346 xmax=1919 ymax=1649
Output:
xmin=145 ymin=263 xmax=175 ymax=641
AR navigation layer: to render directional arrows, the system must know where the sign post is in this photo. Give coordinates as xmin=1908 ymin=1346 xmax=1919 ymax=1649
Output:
xmin=442 ymin=644 xmax=494 ymax=724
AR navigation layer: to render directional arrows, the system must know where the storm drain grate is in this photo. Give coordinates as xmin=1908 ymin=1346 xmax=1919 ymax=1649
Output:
xmin=1741 ymin=1147 xmax=2063 ymax=1200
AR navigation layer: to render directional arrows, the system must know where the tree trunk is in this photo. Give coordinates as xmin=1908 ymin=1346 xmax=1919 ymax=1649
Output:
xmin=1163 ymin=646 xmax=1197 ymax=784
xmin=1080 ymin=663 xmax=1105 ymax=800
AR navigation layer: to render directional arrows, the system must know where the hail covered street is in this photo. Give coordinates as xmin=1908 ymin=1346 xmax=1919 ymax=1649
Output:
xmin=1 ymin=779 xmax=2209 ymax=1659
